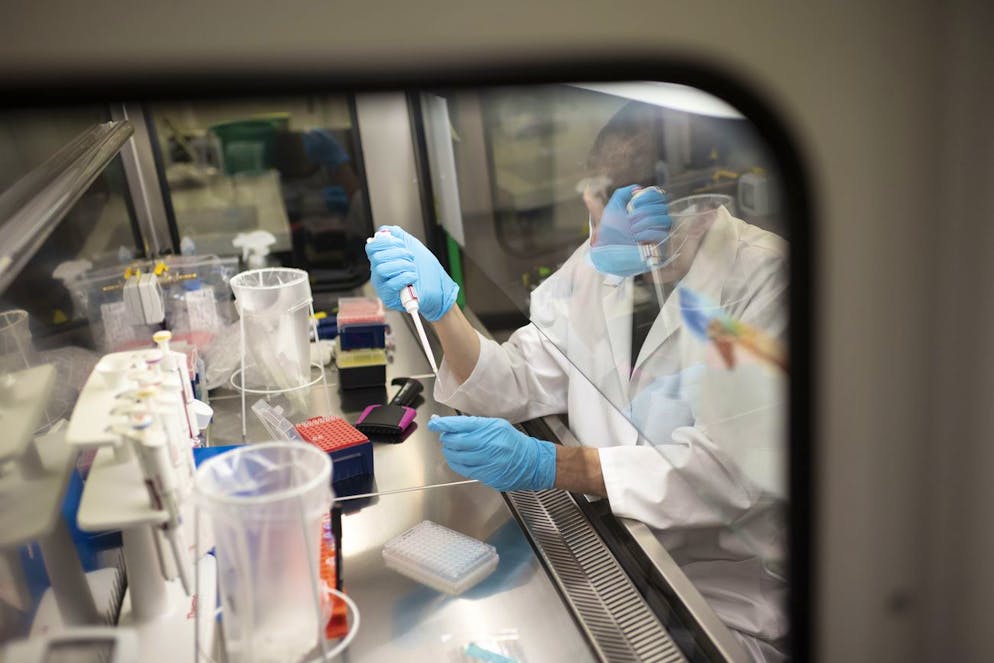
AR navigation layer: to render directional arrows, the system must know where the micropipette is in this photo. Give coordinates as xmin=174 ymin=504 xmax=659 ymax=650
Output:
xmin=123 ymin=400 xmax=194 ymax=596
xmin=367 ymin=230 xmax=439 ymax=374
xmin=629 ymin=187 xmax=670 ymax=306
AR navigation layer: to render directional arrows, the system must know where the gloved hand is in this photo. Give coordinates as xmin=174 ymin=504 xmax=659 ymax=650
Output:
xmin=302 ymin=129 xmax=350 ymax=169
xmin=589 ymin=186 xmax=671 ymax=277
xmin=594 ymin=185 xmax=671 ymax=247
xmin=365 ymin=225 xmax=459 ymax=321
xmin=626 ymin=364 xmax=706 ymax=445
xmin=427 ymin=415 xmax=557 ymax=492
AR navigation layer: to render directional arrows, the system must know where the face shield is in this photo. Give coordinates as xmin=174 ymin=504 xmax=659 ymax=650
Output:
xmin=580 ymin=182 xmax=732 ymax=283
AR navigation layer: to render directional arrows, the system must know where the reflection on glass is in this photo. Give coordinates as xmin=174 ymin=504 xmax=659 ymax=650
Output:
xmin=150 ymin=97 xmax=372 ymax=289
xmin=0 ymin=137 xmax=143 ymax=430
xmin=424 ymin=84 xmax=788 ymax=661
xmin=0 ymin=108 xmax=137 ymax=648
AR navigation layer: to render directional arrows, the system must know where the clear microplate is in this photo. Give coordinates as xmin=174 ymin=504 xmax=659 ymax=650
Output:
xmin=382 ymin=520 xmax=499 ymax=596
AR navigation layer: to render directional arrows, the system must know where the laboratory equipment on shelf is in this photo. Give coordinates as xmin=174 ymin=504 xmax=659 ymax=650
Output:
xmin=196 ymin=442 xmax=358 ymax=663
xmin=69 ymin=255 xmax=236 ymax=354
xmin=366 ymin=230 xmax=439 ymax=374
xmin=63 ymin=339 xmax=217 ymax=662
xmin=737 ymin=170 xmax=777 ymax=217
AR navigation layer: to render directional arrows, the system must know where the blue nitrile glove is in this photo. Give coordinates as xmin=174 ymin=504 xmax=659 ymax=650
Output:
xmin=302 ymin=129 xmax=350 ymax=168
xmin=365 ymin=225 xmax=459 ymax=322
xmin=427 ymin=415 xmax=557 ymax=492
xmin=589 ymin=186 xmax=672 ymax=278
xmin=594 ymin=185 xmax=671 ymax=247
xmin=625 ymin=364 xmax=706 ymax=445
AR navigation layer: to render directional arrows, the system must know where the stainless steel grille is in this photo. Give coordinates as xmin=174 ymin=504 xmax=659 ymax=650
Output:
xmin=507 ymin=488 xmax=686 ymax=663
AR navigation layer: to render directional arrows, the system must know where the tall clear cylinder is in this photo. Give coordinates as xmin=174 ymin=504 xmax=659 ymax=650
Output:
xmin=196 ymin=442 xmax=333 ymax=663
xmin=229 ymin=268 xmax=312 ymax=391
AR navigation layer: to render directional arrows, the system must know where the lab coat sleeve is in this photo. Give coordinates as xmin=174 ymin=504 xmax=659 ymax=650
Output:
xmin=434 ymin=325 xmax=572 ymax=423
xmin=599 ymin=426 xmax=763 ymax=530
xmin=434 ymin=244 xmax=582 ymax=422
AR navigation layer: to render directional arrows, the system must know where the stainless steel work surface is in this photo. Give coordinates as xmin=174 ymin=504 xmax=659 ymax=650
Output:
xmin=337 ymin=480 xmax=596 ymax=663
xmin=204 ymin=307 xmax=596 ymax=662
xmin=207 ymin=308 xmax=471 ymax=494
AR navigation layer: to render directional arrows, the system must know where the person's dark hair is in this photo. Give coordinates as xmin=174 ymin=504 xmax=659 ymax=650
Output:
xmin=586 ymin=101 xmax=665 ymax=191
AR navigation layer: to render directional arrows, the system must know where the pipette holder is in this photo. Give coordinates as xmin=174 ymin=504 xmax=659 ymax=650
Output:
xmin=65 ymin=350 xmax=217 ymax=662
xmin=0 ymin=364 xmax=107 ymax=631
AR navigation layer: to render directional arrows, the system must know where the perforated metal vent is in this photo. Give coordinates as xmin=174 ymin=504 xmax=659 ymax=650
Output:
xmin=507 ymin=488 xmax=686 ymax=663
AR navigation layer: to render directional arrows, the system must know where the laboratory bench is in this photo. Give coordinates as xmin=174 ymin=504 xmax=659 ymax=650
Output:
xmin=204 ymin=304 xmax=739 ymax=663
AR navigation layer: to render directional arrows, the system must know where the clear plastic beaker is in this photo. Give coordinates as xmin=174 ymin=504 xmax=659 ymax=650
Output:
xmin=229 ymin=268 xmax=313 ymax=391
xmin=196 ymin=442 xmax=333 ymax=663
xmin=0 ymin=309 xmax=36 ymax=376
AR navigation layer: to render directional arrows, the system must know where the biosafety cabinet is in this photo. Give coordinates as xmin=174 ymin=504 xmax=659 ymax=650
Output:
xmin=0 ymin=81 xmax=799 ymax=663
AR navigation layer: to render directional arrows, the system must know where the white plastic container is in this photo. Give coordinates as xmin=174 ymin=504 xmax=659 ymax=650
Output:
xmin=196 ymin=442 xmax=333 ymax=663
xmin=382 ymin=520 xmax=499 ymax=595
xmin=229 ymin=268 xmax=312 ymax=391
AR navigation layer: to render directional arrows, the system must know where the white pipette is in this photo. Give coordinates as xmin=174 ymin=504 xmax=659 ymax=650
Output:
xmin=367 ymin=230 xmax=440 ymax=375
xmin=629 ymin=187 xmax=670 ymax=307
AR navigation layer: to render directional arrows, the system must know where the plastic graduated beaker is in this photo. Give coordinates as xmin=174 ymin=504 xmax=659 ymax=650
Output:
xmin=196 ymin=442 xmax=333 ymax=663
xmin=230 ymin=268 xmax=313 ymax=392
xmin=0 ymin=309 xmax=36 ymax=376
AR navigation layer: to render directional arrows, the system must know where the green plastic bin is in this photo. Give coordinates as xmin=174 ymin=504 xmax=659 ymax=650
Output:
xmin=209 ymin=114 xmax=290 ymax=175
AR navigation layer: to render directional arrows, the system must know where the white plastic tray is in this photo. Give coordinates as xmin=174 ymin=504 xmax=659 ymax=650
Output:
xmin=382 ymin=520 xmax=498 ymax=596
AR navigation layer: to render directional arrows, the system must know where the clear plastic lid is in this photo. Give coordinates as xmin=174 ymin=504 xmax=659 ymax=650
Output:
xmin=382 ymin=520 xmax=498 ymax=595
xmin=336 ymin=296 xmax=385 ymax=328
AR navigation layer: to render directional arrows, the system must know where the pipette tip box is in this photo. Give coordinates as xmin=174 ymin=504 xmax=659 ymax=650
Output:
xmin=295 ymin=417 xmax=373 ymax=482
xmin=337 ymin=297 xmax=385 ymax=327
xmin=382 ymin=520 xmax=499 ymax=595
xmin=339 ymin=323 xmax=387 ymax=350
xmin=335 ymin=343 xmax=387 ymax=389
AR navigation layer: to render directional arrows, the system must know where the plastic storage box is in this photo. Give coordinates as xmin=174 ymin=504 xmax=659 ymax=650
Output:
xmin=335 ymin=342 xmax=387 ymax=390
xmin=338 ymin=323 xmax=387 ymax=350
xmin=295 ymin=416 xmax=373 ymax=482
xmin=382 ymin=520 xmax=499 ymax=595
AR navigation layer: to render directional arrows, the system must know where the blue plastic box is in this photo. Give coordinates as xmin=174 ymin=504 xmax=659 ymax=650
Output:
xmin=339 ymin=323 xmax=387 ymax=350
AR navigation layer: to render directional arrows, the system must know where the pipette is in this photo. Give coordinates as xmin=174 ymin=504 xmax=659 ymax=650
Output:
xmin=367 ymin=230 xmax=439 ymax=374
xmin=629 ymin=186 xmax=669 ymax=306
xmin=121 ymin=398 xmax=194 ymax=596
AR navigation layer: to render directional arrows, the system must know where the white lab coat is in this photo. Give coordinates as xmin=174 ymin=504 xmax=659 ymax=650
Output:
xmin=435 ymin=207 xmax=789 ymax=661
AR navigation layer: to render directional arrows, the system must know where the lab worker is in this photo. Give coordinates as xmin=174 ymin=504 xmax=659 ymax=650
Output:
xmin=366 ymin=103 xmax=788 ymax=661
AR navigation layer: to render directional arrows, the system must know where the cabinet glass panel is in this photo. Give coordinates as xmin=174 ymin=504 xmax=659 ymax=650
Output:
xmin=421 ymin=83 xmax=789 ymax=660
xmin=149 ymin=96 xmax=373 ymax=290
